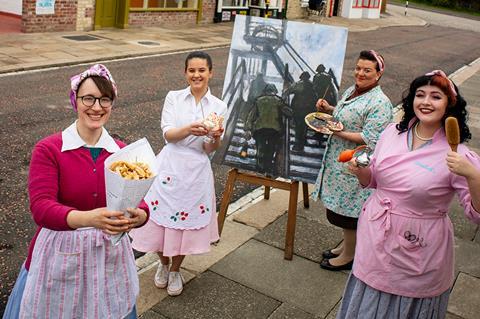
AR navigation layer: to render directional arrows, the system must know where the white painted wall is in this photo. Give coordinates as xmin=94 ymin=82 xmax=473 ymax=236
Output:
xmin=363 ymin=8 xmax=380 ymax=19
xmin=341 ymin=0 xmax=380 ymax=19
xmin=0 ymin=0 xmax=22 ymax=15
xmin=341 ymin=0 xmax=361 ymax=19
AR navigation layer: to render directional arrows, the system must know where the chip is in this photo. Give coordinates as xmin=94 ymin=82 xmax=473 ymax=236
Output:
xmin=109 ymin=161 xmax=153 ymax=180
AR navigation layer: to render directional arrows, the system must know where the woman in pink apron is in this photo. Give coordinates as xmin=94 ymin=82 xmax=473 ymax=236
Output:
xmin=338 ymin=71 xmax=480 ymax=318
xmin=130 ymin=51 xmax=227 ymax=296
xmin=3 ymin=64 xmax=149 ymax=319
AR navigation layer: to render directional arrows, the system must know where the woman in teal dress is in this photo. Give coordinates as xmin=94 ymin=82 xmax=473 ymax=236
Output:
xmin=312 ymin=50 xmax=393 ymax=271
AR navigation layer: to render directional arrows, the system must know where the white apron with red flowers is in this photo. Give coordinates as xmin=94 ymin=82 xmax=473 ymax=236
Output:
xmin=146 ymin=143 xmax=215 ymax=230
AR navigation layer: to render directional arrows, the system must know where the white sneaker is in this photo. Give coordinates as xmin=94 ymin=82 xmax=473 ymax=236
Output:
xmin=154 ymin=264 xmax=169 ymax=288
xmin=167 ymin=271 xmax=185 ymax=296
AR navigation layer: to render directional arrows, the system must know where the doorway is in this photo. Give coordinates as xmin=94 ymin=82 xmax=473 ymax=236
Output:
xmin=95 ymin=0 xmax=119 ymax=28
xmin=332 ymin=0 xmax=340 ymax=16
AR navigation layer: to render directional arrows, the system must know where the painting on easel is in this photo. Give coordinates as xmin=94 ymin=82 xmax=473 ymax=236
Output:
xmin=214 ymin=15 xmax=348 ymax=184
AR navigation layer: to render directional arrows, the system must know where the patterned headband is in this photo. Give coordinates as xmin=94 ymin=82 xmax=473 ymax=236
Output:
xmin=69 ymin=64 xmax=117 ymax=111
xmin=425 ymin=70 xmax=457 ymax=97
xmin=369 ymin=50 xmax=385 ymax=72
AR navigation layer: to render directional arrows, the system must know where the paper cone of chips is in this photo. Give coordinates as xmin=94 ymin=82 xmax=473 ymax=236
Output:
xmin=104 ymin=138 xmax=157 ymax=245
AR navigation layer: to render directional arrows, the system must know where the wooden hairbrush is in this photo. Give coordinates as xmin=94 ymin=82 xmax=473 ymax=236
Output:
xmin=445 ymin=117 xmax=460 ymax=152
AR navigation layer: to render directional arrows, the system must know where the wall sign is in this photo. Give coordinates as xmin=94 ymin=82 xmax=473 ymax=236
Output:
xmin=36 ymin=0 xmax=55 ymax=15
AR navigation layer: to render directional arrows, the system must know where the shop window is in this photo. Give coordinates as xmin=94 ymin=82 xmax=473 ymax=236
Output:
xmin=249 ymin=0 xmax=279 ymax=8
xmin=222 ymin=0 xmax=248 ymax=7
xmin=361 ymin=0 xmax=380 ymax=8
xmin=131 ymin=0 xmax=198 ymax=9
xmin=352 ymin=0 xmax=362 ymax=8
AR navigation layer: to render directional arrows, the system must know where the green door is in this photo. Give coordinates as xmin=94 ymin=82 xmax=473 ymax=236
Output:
xmin=95 ymin=0 xmax=118 ymax=28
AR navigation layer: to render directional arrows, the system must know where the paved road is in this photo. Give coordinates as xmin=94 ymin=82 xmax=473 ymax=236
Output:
xmin=1 ymin=23 xmax=480 ymax=314
xmin=388 ymin=3 xmax=480 ymax=32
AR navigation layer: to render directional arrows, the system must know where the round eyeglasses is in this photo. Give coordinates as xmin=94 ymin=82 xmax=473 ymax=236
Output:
xmin=78 ymin=95 xmax=113 ymax=108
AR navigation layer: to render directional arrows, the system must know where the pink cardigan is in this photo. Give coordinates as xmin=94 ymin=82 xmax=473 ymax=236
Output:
xmin=25 ymin=133 xmax=149 ymax=270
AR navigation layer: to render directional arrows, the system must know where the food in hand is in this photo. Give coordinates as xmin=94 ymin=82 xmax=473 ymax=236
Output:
xmin=305 ymin=112 xmax=343 ymax=135
xmin=326 ymin=120 xmax=343 ymax=132
xmin=203 ymin=112 xmax=224 ymax=130
xmin=338 ymin=149 xmax=356 ymax=162
xmin=445 ymin=117 xmax=460 ymax=152
xmin=338 ymin=145 xmax=368 ymax=163
xmin=110 ymin=161 xmax=153 ymax=180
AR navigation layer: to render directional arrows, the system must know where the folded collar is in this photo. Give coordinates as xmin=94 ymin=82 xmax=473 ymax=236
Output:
xmin=182 ymin=86 xmax=213 ymax=104
xmin=61 ymin=121 xmax=120 ymax=153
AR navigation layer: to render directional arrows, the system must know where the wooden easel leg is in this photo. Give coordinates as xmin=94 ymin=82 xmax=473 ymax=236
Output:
xmin=218 ymin=168 xmax=239 ymax=236
xmin=264 ymin=185 xmax=270 ymax=199
xmin=302 ymin=182 xmax=309 ymax=208
xmin=284 ymin=181 xmax=299 ymax=260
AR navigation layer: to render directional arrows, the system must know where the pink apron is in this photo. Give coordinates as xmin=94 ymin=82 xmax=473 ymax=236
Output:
xmin=19 ymin=227 xmax=138 ymax=319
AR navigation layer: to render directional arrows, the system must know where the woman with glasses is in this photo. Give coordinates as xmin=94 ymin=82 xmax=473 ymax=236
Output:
xmin=3 ymin=64 xmax=149 ymax=319
xmin=130 ymin=51 xmax=227 ymax=296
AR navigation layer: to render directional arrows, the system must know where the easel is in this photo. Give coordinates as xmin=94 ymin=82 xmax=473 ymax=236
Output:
xmin=217 ymin=168 xmax=310 ymax=260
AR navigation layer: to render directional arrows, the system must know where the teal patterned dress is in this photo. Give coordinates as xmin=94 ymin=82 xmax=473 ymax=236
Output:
xmin=311 ymin=85 xmax=393 ymax=218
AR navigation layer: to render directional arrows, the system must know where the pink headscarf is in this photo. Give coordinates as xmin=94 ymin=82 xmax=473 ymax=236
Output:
xmin=69 ymin=64 xmax=117 ymax=111
xmin=425 ymin=69 xmax=457 ymax=97
xmin=369 ymin=50 xmax=385 ymax=72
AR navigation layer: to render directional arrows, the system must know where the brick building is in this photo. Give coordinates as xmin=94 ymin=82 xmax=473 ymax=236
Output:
xmin=0 ymin=0 xmax=217 ymax=33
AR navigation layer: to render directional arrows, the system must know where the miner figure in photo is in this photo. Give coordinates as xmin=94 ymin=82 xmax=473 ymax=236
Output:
xmin=284 ymin=71 xmax=317 ymax=152
xmin=245 ymin=83 xmax=293 ymax=175
xmin=313 ymin=64 xmax=337 ymax=106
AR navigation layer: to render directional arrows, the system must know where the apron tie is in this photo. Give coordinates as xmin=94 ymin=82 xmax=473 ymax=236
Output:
xmin=369 ymin=197 xmax=393 ymax=234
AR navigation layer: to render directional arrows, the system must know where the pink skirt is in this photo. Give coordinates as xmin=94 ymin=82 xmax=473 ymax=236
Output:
xmin=129 ymin=211 xmax=219 ymax=256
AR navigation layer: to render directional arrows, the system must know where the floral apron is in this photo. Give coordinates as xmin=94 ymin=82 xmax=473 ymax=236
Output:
xmin=146 ymin=143 xmax=215 ymax=230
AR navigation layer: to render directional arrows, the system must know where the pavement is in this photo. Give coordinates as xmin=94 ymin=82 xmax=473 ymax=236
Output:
xmin=1 ymin=4 xmax=480 ymax=319
xmin=0 ymin=4 xmax=428 ymax=75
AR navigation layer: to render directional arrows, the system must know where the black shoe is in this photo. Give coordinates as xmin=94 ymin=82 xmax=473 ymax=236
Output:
xmin=322 ymin=249 xmax=340 ymax=259
xmin=320 ymin=258 xmax=353 ymax=271
xmin=132 ymin=248 xmax=146 ymax=259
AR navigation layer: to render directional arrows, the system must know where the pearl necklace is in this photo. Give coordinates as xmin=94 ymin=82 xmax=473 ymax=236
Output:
xmin=414 ymin=123 xmax=433 ymax=141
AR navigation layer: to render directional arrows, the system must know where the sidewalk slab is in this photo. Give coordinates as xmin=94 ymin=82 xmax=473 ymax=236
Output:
xmin=324 ymin=301 xmax=341 ymax=319
xmin=210 ymin=239 xmax=347 ymax=317
xmin=268 ymin=303 xmax=314 ymax=319
xmin=233 ymin=188 xmax=303 ymax=230
xmin=140 ymin=310 xmax=168 ymax=319
xmin=255 ymin=204 xmax=343 ymax=263
xmin=182 ymin=218 xmax=258 ymax=274
xmin=454 ymin=237 xmax=480 ymax=278
xmin=150 ymin=271 xmax=281 ymax=319
xmin=136 ymin=262 xmax=196 ymax=315
xmin=448 ymin=272 xmax=480 ymax=319
xmin=446 ymin=313 xmax=464 ymax=319
xmin=448 ymin=198 xmax=478 ymax=241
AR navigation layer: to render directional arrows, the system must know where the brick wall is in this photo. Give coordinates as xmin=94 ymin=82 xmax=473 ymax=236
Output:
xmin=76 ymin=0 xmax=95 ymax=31
xmin=129 ymin=0 xmax=216 ymax=27
xmin=129 ymin=11 xmax=198 ymax=27
xmin=22 ymin=0 xmax=78 ymax=33
xmin=200 ymin=0 xmax=216 ymax=24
